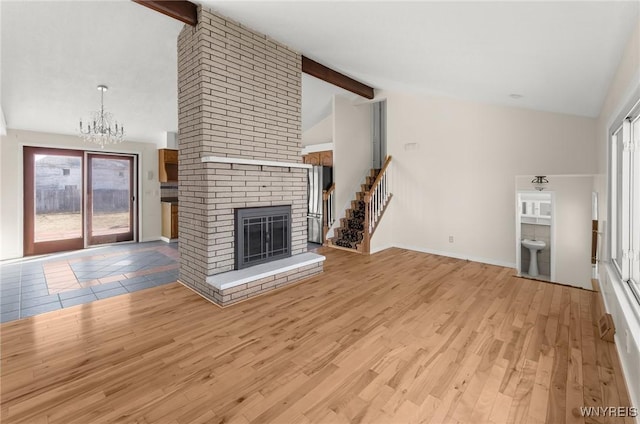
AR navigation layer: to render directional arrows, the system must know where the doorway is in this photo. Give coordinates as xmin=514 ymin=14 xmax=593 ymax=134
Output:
xmin=515 ymin=191 xmax=555 ymax=282
xmin=23 ymin=147 xmax=137 ymax=256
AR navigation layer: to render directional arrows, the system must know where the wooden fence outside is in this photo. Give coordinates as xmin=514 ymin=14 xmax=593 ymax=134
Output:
xmin=36 ymin=189 xmax=130 ymax=213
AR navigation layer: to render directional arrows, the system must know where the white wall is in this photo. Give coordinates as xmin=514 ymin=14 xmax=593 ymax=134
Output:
xmin=380 ymin=90 xmax=597 ymax=267
xmin=516 ymin=175 xmax=594 ymax=290
xmin=370 ymin=200 xmax=394 ymax=253
xmin=0 ymin=129 xmax=161 ymax=260
xmin=593 ymin=17 xmax=640 ymax=413
xmin=302 ymin=114 xmax=332 ymax=146
xmin=332 ymin=95 xmax=372 ymax=225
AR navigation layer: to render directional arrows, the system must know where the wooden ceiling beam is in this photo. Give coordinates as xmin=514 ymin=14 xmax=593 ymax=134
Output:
xmin=302 ymin=56 xmax=374 ymax=100
xmin=131 ymin=4 xmax=374 ymax=99
xmin=132 ymin=0 xmax=197 ymax=26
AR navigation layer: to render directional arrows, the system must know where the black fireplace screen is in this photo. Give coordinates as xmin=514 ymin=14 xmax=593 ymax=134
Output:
xmin=235 ymin=206 xmax=291 ymax=270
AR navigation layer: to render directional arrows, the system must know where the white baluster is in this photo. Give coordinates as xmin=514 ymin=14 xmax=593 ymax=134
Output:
xmin=383 ymin=174 xmax=387 ymax=202
xmin=370 ymin=196 xmax=374 ymax=232
xmin=331 ymin=192 xmax=334 ymax=225
xmin=374 ymin=189 xmax=378 ymax=225
xmin=332 ymin=191 xmax=335 ymax=224
xmin=372 ymin=186 xmax=376 ymax=225
xmin=377 ymin=184 xmax=380 ymax=218
xmin=374 ymin=185 xmax=378 ymax=222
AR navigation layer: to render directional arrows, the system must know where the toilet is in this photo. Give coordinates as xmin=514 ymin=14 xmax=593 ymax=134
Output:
xmin=522 ymin=239 xmax=546 ymax=277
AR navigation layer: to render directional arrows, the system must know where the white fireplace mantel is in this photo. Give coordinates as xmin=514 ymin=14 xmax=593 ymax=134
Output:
xmin=201 ymin=155 xmax=312 ymax=169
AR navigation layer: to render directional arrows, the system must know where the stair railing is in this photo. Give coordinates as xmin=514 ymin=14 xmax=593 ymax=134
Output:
xmin=363 ymin=156 xmax=393 ymax=253
xmin=322 ymin=183 xmax=336 ymax=244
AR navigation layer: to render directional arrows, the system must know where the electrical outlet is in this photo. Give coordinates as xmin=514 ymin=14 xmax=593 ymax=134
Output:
xmin=449 ymin=236 xmax=454 ymax=243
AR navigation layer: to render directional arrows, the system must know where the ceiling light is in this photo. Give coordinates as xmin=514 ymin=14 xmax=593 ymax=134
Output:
xmin=79 ymin=85 xmax=124 ymax=148
xmin=531 ymin=176 xmax=549 ymax=191
xmin=509 ymin=94 xmax=523 ymax=99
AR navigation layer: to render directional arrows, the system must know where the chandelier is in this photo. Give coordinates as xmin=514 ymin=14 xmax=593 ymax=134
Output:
xmin=79 ymin=85 xmax=124 ymax=148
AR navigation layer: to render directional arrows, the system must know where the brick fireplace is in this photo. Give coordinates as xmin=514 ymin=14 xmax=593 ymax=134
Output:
xmin=176 ymin=6 xmax=324 ymax=306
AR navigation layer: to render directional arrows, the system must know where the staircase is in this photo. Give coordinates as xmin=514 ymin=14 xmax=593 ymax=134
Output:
xmin=327 ymin=156 xmax=392 ymax=254
xmin=330 ymin=168 xmax=379 ymax=252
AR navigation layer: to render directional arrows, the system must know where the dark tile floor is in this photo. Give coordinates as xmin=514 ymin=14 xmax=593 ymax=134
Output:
xmin=0 ymin=241 xmax=179 ymax=323
xmin=307 ymin=242 xmax=322 ymax=252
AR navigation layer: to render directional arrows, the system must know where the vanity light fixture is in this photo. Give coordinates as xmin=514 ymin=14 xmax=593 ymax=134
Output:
xmin=531 ymin=175 xmax=549 ymax=191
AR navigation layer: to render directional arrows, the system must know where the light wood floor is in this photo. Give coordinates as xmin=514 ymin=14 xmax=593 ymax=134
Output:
xmin=0 ymin=247 xmax=632 ymax=424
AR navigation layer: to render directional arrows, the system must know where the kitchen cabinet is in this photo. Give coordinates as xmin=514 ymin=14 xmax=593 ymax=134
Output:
xmin=319 ymin=150 xmax=333 ymax=167
xmin=159 ymin=149 xmax=178 ymax=182
xmin=303 ymin=150 xmax=333 ymax=167
xmin=171 ymin=205 xmax=178 ymax=239
xmin=162 ymin=202 xmax=178 ymax=239
xmin=303 ymin=153 xmax=320 ymax=165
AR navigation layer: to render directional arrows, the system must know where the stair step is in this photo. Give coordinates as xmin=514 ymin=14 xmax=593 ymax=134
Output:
xmin=351 ymin=199 xmax=365 ymax=209
xmin=326 ymin=239 xmax=363 ymax=254
xmin=335 ymin=226 xmax=363 ymax=239
xmin=339 ymin=217 xmax=364 ymax=231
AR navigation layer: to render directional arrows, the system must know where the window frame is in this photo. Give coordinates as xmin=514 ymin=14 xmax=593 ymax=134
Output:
xmin=609 ymin=99 xmax=640 ymax=304
xmin=631 ymin=115 xmax=640 ymax=294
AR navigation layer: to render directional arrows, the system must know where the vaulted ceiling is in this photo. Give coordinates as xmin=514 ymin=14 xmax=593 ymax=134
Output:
xmin=1 ymin=1 xmax=638 ymax=144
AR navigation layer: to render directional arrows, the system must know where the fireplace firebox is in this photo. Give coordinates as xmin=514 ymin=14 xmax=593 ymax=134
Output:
xmin=234 ymin=206 xmax=291 ymax=270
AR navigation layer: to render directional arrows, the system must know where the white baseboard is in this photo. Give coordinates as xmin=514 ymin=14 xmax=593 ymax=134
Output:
xmin=140 ymin=236 xmax=163 ymax=242
xmin=392 ymin=243 xmax=517 ymax=269
xmin=370 ymin=244 xmax=394 ymax=254
xmin=159 ymin=236 xmax=178 ymax=243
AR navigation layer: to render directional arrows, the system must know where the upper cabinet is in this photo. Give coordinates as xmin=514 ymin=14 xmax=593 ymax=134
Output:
xmin=303 ymin=150 xmax=333 ymax=167
xmin=159 ymin=149 xmax=178 ymax=182
xmin=521 ymin=199 xmax=551 ymax=225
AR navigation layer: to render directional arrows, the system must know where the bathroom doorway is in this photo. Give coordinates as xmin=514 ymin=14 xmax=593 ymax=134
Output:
xmin=515 ymin=191 xmax=556 ymax=281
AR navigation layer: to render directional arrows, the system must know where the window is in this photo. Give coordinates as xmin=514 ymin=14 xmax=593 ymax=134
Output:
xmin=610 ymin=99 xmax=640 ymax=302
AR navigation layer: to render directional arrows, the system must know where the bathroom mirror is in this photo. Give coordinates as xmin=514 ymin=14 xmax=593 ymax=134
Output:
xmin=515 ymin=175 xmax=595 ymax=290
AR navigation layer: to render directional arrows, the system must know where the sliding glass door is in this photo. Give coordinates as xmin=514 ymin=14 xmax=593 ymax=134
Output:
xmin=87 ymin=154 xmax=134 ymax=245
xmin=24 ymin=147 xmax=85 ymax=255
xmin=24 ymin=147 xmax=137 ymax=256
